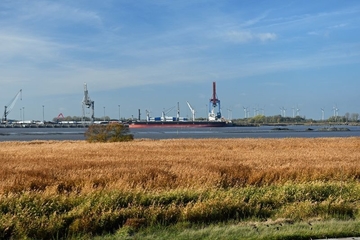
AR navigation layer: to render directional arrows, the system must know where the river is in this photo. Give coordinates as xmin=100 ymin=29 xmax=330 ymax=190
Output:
xmin=1 ymin=125 xmax=360 ymax=141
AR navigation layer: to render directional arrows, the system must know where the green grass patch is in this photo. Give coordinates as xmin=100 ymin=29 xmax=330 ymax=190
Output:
xmin=0 ymin=181 xmax=359 ymax=239
xmin=104 ymin=220 xmax=360 ymax=240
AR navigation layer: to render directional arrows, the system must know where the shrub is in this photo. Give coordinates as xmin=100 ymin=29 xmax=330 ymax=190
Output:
xmin=84 ymin=123 xmax=134 ymax=143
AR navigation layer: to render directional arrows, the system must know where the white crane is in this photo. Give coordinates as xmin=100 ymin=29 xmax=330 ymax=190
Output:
xmin=145 ymin=110 xmax=151 ymax=122
xmin=161 ymin=106 xmax=175 ymax=121
xmin=82 ymin=83 xmax=95 ymax=123
xmin=2 ymin=89 xmax=22 ymax=123
xmin=186 ymin=101 xmax=196 ymax=121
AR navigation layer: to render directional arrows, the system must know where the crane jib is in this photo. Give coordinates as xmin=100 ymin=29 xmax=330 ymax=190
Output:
xmin=2 ymin=89 xmax=22 ymax=122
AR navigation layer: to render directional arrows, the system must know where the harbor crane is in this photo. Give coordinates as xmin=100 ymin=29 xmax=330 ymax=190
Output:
xmin=145 ymin=110 xmax=151 ymax=121
xmin=82 ymin=83 xmax=95 ymax=123
xmin=176 ymin=102 xmax=180 ymax=121
xmin=208 ymin=82 xmax=222 ymax=121
xmin=161 ymin=106 xmax=175 ymax=121
xmin=57 ymin=113 xmax=65 ymax=122
xmin=2 ymin=89 xmax=22 ymax=123
xmin=186 ymin=101 xmax=196 ymax=121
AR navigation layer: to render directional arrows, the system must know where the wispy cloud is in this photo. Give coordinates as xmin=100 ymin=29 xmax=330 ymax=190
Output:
xmin=257 ymin=33 xmax=277 ymax=42
xmin=1 ymin=1 xmax=360 ymax=119
xmin=0 ymin=32 xmax=65 ymax=63
xmin=240 ymin=11 xmax=270 ymax=28
xmin=225 ymin=31 xmax=277 ymax=43
xmin=328 ymin=23 xmax=348 ymax=29
xmin=1 ymin=1 xmax=102 ymax=27
xmin=257 ymin=6 xmax=360 ymax=34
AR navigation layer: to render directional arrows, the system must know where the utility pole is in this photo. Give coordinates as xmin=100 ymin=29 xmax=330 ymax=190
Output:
xmin=118 ymin=105 xmax=120 ymax=121
xmin=205 ymin=104 xmax=208 ymax=120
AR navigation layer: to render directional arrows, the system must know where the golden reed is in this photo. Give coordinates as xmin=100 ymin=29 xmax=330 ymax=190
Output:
xmin=0 ymin=138 xmax=359 ymax=193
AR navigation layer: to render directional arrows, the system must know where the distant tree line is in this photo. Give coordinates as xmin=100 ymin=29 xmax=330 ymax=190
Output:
xmin=232 ymin=115 xmax=307 ymax=124
xmin=231 ymin=113 xmax=360 ymax=125
xmin=344 ymin=112 xmax=359 ymax=122
xmin=52 ymin=112 xmax=359 ymax=124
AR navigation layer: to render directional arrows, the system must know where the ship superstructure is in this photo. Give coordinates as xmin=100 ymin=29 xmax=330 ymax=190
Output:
xmin=208 ymin=81 xmax=222 ymax=121
xmin=129 ymin=82 xmax=227 ymax=128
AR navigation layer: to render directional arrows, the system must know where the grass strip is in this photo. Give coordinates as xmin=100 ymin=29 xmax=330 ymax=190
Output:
xmin=0 ymin=182 xmax=359 ymax=239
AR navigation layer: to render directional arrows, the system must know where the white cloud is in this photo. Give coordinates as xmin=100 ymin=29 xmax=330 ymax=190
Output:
xmin=0 ymin=33 xmax=64 ymax=62
xmin=328 ymin=23 xmax=347 ymax=29
xmin=225 ymin=31 xmax=277 ymax=43
xmin=0 ymin=1 xmax=359 ymax=116
xmin=240 ymin=11 xmax=270 ymax=28
xmin=2 ymin=1 xmax=102 ymax=27
xmin=257 ymin=33 xmax=277 ymax=42
xmin=225 ymin=31 xmax=253 ymax=43
xmin=307 ymin=31 xmax=319 ymax=36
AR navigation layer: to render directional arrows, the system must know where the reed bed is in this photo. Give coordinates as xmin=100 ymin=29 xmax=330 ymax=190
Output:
xmin=0 ymin=138 xmax=359 ymax=239
xmin=0 ymin=138 xmax=359 ymax=193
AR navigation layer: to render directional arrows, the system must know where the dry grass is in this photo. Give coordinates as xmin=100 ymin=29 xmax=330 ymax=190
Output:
xmin=0 ymin=138 xmax=359 ymax=194
xmin=0 ymin=138 xmax=359 ymax=239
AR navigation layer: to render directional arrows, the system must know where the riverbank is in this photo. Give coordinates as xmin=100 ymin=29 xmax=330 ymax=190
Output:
xmin=231 ymin=122 xmax=360 ymax=127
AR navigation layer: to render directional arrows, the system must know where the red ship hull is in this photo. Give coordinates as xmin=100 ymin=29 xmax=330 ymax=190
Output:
xmin=129 ymin=121 xmax=228 ymax=128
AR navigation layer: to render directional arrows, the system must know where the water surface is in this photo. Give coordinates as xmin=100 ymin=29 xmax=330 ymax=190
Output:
xmin=1 ymin=125 xmax=359 ymax=141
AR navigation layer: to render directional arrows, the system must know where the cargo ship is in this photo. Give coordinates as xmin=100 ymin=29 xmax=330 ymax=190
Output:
xmin=129 ymin=82 xmax=229 ymax=128
xmin=129 ymin=119 xmax=228 ymax=128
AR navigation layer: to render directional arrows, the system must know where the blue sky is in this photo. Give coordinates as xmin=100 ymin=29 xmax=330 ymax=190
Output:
xmin=1 ymin=0 xmax=359 ymax=121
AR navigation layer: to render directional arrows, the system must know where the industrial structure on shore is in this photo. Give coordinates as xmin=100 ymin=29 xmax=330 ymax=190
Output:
xmin=82 ymin=83 xmax=95 ymax=124
xmin=2 ymin=89 xmax=22 ymax=124
xmin=1 ymin=81 xmax=230 ymax=128
xmin=129 ymin=81 xmax=228 ymax=128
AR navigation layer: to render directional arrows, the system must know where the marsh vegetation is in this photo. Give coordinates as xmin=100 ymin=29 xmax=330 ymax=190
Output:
xmin=0 ymin=138 xmax=359 ymax=239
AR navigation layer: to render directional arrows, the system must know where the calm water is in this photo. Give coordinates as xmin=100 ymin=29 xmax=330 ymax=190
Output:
xmin=1 ymin=125 xmax=360 ymax=141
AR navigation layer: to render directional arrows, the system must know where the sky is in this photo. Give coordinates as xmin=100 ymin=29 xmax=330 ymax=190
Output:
xmin=1 ymin=0 xmax=360 ymax=121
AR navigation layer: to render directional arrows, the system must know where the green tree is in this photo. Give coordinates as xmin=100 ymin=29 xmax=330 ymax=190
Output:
xmin=85 ymin=123 xmax=134 ymax=143
xmin=351 ymin=113 xmax=359 ymax=121
xmin=248 ymin=115 xmax=266 ymax=123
